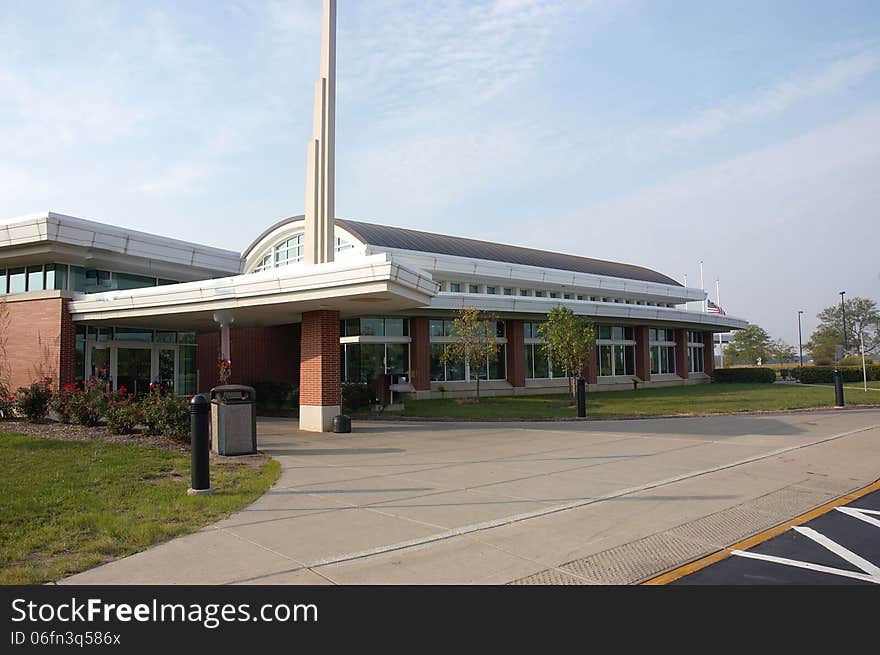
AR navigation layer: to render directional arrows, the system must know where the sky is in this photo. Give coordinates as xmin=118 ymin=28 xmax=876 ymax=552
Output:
xmin=2 ymin=0 xmax=879 ymax=347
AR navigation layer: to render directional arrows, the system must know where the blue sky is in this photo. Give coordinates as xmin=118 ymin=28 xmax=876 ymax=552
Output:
xmin=2 ymin=0 xmax=879 ymax=347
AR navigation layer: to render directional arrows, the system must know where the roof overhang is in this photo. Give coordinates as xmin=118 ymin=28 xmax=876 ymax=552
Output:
xmin=428 ymin=293 xmax=748 ymax=331
xmin=0 ymin=212 xmax=241 ymax=279
xmin=68 ymin=254 xmax=438 ymax=331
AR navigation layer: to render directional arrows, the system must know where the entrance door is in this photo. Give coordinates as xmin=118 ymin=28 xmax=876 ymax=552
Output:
xmin=116 ymin=347 xmax=152 ymax=396
xmin=156 ymin=347 xmax=177 ymax=394
xmin=86 ymin=344 xmax=112 ymax=387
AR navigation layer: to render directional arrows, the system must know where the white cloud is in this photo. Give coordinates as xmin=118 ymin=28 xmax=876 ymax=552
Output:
xmin=625 ymin=46 xmax=880 ymax=158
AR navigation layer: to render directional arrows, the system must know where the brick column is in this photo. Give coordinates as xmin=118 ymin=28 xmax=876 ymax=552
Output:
xmin=586 ymin=346 xmax=598 ymax=384
xmin=675 ymin=329 xmax=688 ymax=379
xmin=409 ymin=317 xmax=431 ymax=391
xmin=635 ymin=326 xmax=650 ymax=382
xmin=299 ymin=310 xmax=341 ymax=432
xmin=703 ymin=331 xmax=716 ymax=376
xmin=506 ymin=319 xmax=525 ymax=387
xmin=59 ymin=300 xmax=77 ymax=387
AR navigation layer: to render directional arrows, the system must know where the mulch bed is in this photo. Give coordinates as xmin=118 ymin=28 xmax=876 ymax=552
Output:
xmin=0 ymin=419 xmax=190 ymax=454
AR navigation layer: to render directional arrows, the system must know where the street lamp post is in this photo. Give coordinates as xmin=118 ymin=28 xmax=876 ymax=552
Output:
xmin=839 ymin=291 xmax=848 ymax=355
xmin=797 ymin=310 xmax=804 ymax=372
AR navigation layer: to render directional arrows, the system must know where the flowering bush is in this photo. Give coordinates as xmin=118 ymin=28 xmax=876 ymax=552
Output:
xmin=105 ymin=397 xmax=143 ymax=434
xmin=67 ymin=378 xmax=110 ymax=427
xmin=50 ymin=382 xmax=81 ymax=423
xmin=0 ymin=384 xmax=15 ymax=419
xmin=15 ymin=377 xmax=54 ymax=421
xmin=141 ymin=388 xmax=189 ymax=441
xmin=218 ymin=358 xmax=232 ymax=385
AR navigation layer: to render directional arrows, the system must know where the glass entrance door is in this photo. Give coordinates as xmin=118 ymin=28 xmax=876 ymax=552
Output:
xmin=86 ymin=344 xmax=112 ymax=387
xmin=116 ymin=348 xmax=152 ymax=396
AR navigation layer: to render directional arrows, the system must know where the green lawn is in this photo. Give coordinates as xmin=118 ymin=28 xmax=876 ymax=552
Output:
xmin=0 ymin=432 xmax=280 ymax=585
xmin=397 ymin=383 xmax=880 ymax=420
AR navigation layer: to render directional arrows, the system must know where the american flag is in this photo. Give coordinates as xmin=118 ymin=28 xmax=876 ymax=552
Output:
xmin=707 ymin=299 xmax=725 ymax=315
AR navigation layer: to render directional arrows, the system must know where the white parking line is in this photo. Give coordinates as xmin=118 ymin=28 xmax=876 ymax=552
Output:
xmin=791 ymin=526 xmax=880 ymax=576
xmin=729 ymin=550 xmax=880 ymax=584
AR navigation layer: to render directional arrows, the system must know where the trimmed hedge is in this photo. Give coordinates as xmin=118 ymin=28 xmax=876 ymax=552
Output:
xmin=712 ymin=367 xmax=777 ymax=383
xmin=799 ymin=366 xmax=880 ymax=384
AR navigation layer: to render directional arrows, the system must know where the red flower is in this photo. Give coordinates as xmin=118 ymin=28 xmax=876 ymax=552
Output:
xmin=119 ymin=385 xmax=127 ymax=394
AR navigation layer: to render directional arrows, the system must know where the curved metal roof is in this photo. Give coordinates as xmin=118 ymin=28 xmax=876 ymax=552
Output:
xmin=243 ymin=215 xmax=682 ymax=287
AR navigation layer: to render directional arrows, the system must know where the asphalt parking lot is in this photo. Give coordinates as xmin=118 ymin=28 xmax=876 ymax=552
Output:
xmin=674 ymin=488 xmax=880 ymax=585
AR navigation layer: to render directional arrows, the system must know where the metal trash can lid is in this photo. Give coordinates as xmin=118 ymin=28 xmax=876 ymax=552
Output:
xmin=210 ymin=385 xmax=256 ymax=403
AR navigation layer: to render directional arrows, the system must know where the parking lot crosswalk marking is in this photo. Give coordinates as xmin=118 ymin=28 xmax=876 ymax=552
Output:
xmin=729 ymin=549 xmax=880 ymax=584
xmin=836 ymin=506 xmax=880 ymax=529
xmin=791 ymin=526 xmax=880 ymax=576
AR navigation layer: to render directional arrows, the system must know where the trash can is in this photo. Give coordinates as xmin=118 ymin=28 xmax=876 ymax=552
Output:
xmin=210 ymin=385 xmax=257 ymax=455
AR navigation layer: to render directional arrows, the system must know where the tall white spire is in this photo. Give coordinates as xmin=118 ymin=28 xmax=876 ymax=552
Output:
xmin=304 ymin=0 xmax=336 ymax=265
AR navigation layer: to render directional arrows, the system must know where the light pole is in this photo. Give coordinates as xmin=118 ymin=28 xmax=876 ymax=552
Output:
xmin=839 ymin=291 xmax=848 ymax=355
xmin=797 ymin=310 xmax=804 ymax=371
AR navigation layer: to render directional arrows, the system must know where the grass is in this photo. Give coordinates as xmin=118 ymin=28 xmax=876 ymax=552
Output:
xmin=397 ymin=383 xmax=880 ymax=420
xmin=0 ymin=432 xmax=280 ymax=585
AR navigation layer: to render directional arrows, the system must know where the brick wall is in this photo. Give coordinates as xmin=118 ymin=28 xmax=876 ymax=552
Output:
xmin=1 ymin=295 xmax=66 ymax=391
xmin=506 ymin=319 xmax=525 ymax=387
xmin=635 ymin=326 xmax=651 ymax=382
xmin=299 ymin=310 xmax=340 ymax=406
xmin=409 ymin=317 xmax=431 ymax=391
xmin=196 ymin=324 xmax=300 ymax=393
xmin=675 ymin=329 xmax=688 ymax=379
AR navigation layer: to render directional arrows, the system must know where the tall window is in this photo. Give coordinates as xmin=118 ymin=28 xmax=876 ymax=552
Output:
xmin=688 ymin=330 xmax=705 ymax=373
xmin=340 ymin=318 xmax=411 ymax=384
xmin=649 ymin=328 xmax=676 ymax=375
xmin=429 ymin=319 xmax=507 ymax=382
xmin=523 ymin=322 xmax=564 ymax=379
xmin=596 ymin=325 xmax=636 ymax=377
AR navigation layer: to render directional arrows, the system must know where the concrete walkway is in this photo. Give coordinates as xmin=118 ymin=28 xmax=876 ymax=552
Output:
xmin=61 ymin=409 xmax=880 ymax=585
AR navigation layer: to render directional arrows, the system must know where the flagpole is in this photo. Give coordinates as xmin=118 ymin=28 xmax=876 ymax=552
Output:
xmin=716 ymin=279 xmax=723 ymax=367
xmin=699 ymin=261 xmax=705 ymax=313
xmin=684 ymin=273 xmax=689 ymax=311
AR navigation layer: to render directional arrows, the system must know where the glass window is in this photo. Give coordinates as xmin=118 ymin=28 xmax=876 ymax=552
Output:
xmin=85 ymin=269 xmax=112 ymax=292
xmin=429 ymin=320 xmax=444 ymax=338
xmin=158 ymin=279 xmax=177 ymax=286
xmin=114 ymin=327 xmax=153 ymax=342
xmin=430 ymin=344 xmax=445 ymax=381
xmin=535 ymin=291 xmax=545 ymax=298
xmin=503 ymin=288 xmax=513 ymax=296
xmin=598 ymin=326 xmax=612 ymax=340
xmin=577 ymin=295 xmax=585 ymax=300
xmin=486 ymin=286 xmax=497 ymax=295
xmin=450 ymin=282 xmax=461 ymax=293
xmin=519 ymin=289 xmax=530 ymax=296
xmin=564 ymin=293 xmax=572 ymax=299
xmin=178 ymin=340 xmax=197 ymax=395
xmin=274 ymin=235 xmax=304 ymax=266
xmin=550 ymin=292 xmax=559 ymax=298
xmin=26 ymin=266 xmax=44 ymax=292
xmin=8 ymin=268 xmax=25 ymax=294
xmin=385 ymin=318 xmax=406 ymax=337
xmin=156 ymin=331 xmax=177 ymax=344
xmin=75 ymin=326 xmax=86 ymax=381
xmin=385 ymin=343 xmax=409 ymax=375
xmin=533 ymin=345 xmax=550 ymax=378
xmin=468 ymin=284 xmax=479 ymax=294
xmin=114 ymin=272 xmax=157 ymax=290
xmin=0 ymin=269 xmax=5 ymax=295
xmin=360 ymin=318 xmax=384 ymax=336
xmin=45 ymin=264 xmax=68 ymax=290
xmin=68 ymin=266 xmax=86 ymax=292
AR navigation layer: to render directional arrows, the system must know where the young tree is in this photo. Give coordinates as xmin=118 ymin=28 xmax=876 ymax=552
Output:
xmin=812 ymin=296 xmax=879 ymax=359
xmin=805 ymin=325 xmax=839 ymax=363
xmin=440 ymin=307 xmax=500 ymax=402
xmin=768 ymin=338 xmax=797 ymax=365
xmin=538 ymin=306 xmax=597 ymax=402
xmin=723 ymin=324 xmax=772 ymax=365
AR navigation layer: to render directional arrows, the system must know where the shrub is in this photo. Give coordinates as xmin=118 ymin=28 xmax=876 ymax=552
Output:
xmin=342 ymin=382 xmax=373 ymax=412
xmin=105 ymin=399 xmax=142 ymax=434
xmin=67 ymin=378 xmax=110 ymax=427
xmin=0 ymin=384 xmax=15 ymax=419
xmin=249 ymin=380 xmax=294 ymax=410
xmin=799 ymin=366 xmax=880 ymax=384
xmin=839 ymin=355 xmax=863 ymax=367
xmin=50 ymin=381 xmax=82 ymax=423
xmin=813 ymin=357 xmax=833 ymax=366
xmin=141 ymin=389 xmax=189 ymax=441
xmin=712 ymin=368 xmax=777 ymax=383
xmin=15 ymin=377 xmax=54 ymax=421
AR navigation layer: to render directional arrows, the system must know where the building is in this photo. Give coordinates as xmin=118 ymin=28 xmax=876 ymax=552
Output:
xmin=0 ymin=1 xmax=747 ymax=431
xmin=0 ymin=210 xmax=746 ymax=426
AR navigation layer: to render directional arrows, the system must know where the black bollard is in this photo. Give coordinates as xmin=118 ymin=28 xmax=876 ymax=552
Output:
xmin=188 ymin=394 xmax=214 ymax=495
xmin=833 ymin=369 xmax=845 ymax=408
xmin=576 ymin=376 xmax=587 ymax=418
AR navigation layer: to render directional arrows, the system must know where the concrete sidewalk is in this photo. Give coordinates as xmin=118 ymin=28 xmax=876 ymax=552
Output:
xmin=60 ymin=409 xmax=880 ymax=585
